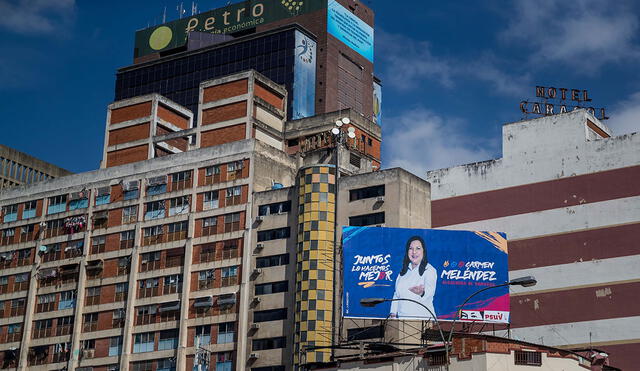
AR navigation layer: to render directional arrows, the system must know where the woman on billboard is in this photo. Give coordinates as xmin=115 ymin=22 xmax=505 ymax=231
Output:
xmin=390 ymin=236 xmax=437 ymax=319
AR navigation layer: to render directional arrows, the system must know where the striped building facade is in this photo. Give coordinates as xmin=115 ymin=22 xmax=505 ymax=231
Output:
xmin=426 ymin=109 xmax=640 ymax=369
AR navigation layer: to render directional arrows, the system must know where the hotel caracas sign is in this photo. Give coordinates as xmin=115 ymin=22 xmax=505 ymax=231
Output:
xmin=520 ymin=86 xmax=609 ymax=120
xmin=135 ymin=0 xmax=325 ymax=58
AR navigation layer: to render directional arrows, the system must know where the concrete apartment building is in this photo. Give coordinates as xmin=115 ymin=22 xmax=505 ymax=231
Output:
xmin=0 ymin=145 xmax=71 ymax=190
xmin=426 ymin=110 xmax=640 ymax=370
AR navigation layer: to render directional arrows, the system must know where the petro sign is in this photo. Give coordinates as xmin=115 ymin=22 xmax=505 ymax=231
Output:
xmin=520 ymin=85 xmax=609 ymax=120
xmin=135 ymin=0 xmax=325 ymax=58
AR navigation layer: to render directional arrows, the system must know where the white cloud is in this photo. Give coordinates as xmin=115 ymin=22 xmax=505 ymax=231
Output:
xmin=500 ymin=0 xmax=640 ymax=72
xmin=382 ymin=107 xmax=496 ymax=176
xmin=0 ymin=0 xmax=75 ymax=35
xmin=377 ymin=30 xmax=530 ymax=97
xmin=608 ymin=92 xmax=640 ymax=135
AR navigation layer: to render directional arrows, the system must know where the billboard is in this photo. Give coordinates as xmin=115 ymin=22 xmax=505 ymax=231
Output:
xmin=342 ymin=227 xmax=510 ymax=323
xmin=327 ymin=1 xmax=374 ymax=62
xmin=292 ymin=31 xmax=317 ymax=119
xmin=135 ymin=0 xmax=325 ymax=58
xmin=373 ymin=80 xmax=382 ymax=125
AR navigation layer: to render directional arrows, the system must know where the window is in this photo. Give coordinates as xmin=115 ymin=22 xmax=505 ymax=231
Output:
xmin=225 ymin=186 xmax=242 ymax=206
xmin=117 ymin=257 xmax=131 ymax=275
xmin=41 ymin=243 xmax=61 ymax=262
xmin=255 ymin=281 xmax=288 ymax=295
xmin=147 ymin=176 xmax=167 ymax=196
xmin=0 ymin=275 xmax=7 ymax=294
xmin=16 ymin=248 xmax=31 ymax=266
xmin=514 ymin=350 xmax=542 ymax=366
xmin=347 ymin=325 xmax=384 ymax=340
xmin=23 ymin=200 xmax=37 ymax=219
xmin=140 ymin=251 xmax=161 ymax=271
xmin=251 ymin=367 xmax=286 ymax=371
xmin=221 ymin=266 xmax=238 ymax=286
xmin=138 ymin=278 xmax=159 ymax=298
xmin=165 ymin=248 xmax=184 ymax=267
xmin=257 ymin=227 xmax=290 ymax=242
xmin=131 ymin=361 xmax=153 ymax=371
xmin=349 ymin=185 xmax=385 ymax=201
xmin=199 ymin=244 xmax=215 ymax=262
xmin=96 ymin=187 xmax=111 ymax=205
xmin=145 ymin=200 xmax=165 ymax=220
xmin=256 ymin=254 xmax=289 ymax=268
xmin=133 ymin=332 xmax=155 ymax=353
xmin=217 ymin=322 xmax=234 ymax=344
xmin=163 ymin=274 xmax=182 ymax=294
xmin=202 ymin=216 xmax=217 ymax=236
xmin=226 ymin=160 xmax=243 ymax=180
xmin=142 ymin=225 xmax=163 ymax=245
xmin=349 ymin=212 xmax=385 ymax=227
xmin=194 ymin=325 xmax=211 ymax=346
xmin=91 ymin=235 xmax=106 ymax=254
xmin=109 ymin=337 xmax=122 ymax=356
xmin=123 ymin=180 xmax=140 ymax=200
xmin=223 ymin=212 xmax=241 ymax=233
xmin=169 ymin=196 xmax=190 ymax=216
xmin=252 ymin=336 xmax=286 ymax=351
xmin=44 ymin=219 xmax=65 ymax=238
xmin=221 ymin=239 xmax=239 ymax=259
xmin=204 ymin=165 xmax=221 ymax=184
xmin=13 ymin=273 xmax=29 ymax=291
xmin=167 ymin=221 xmax=188 ymax=242
xmin=83 ymin=313 xmax=98 ymax=332
xmin=36 ymin=293 xmax=56 ymax=313
xmin=158 ymin=329 xmax=179 ymax=350
xmin=112 ymin=309 xmax=126 ymax=328
xmin=120 ymin=230 xmax=135 ymax=249
xmin=203 ymin=191 xmax=219 ymax=210
xmin=136 ymin=305 xmax=157 ymax=325
xmin=258 ymin=201 xmax=291 ymax=216
xmin=170 ymin=171 xmax=191 ymax=191
xmin=216 ymin=351 xmax=233 ymax=371
xmin=254 ymin=308 xmax=287 ymax=322
xmin=122 ymin=205 xmax=137 ymax=224
xmin=198 ymin=270 xmax=215 ymax=290
xmin=86 ymin=287 xmax=101 ymax=306
xmin=1 ymin=228 xmax=14 ymax=245
xmin=56 ymin=316 xmax=74 ymax=336
xmin=157 ymin=358 xmax=176 ymax=371
xmin=7 ymin=323 xmax=22 ymax=342
xmin=59 ymin=290 xmax=76 ymax=309
xmin=33 ymin=319 xmax=52 ymax=338
xmin=18 ymin=224 xmax=35 ymax=243
xmin=52 ymin=342 xmax=70 ymax=363
xmin=115 ymin=283 xmax=128 ymax=302
xmin=349 ymin=153 xmax=361 ymax=168
xmin=69 ymin=194 xmax=89 ymax=210
xmin=47 ymin=195 xmax=67 ymax=214
xmin=2 ymin=204 xmax=17 ymax=222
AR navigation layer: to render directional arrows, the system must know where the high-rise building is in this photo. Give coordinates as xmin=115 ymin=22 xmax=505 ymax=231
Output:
xmin=0 ymin=145 xmax=72 ymax=190
xmin=426 ymin=110 xmax=640 ymax=370
xmin=118 ymin=0 xmax=377 ymax=124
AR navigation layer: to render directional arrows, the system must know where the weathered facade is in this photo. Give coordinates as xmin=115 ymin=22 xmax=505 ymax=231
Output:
xmin=426 ymin=110 xmax=640 ymax=369
xmin=0 ymin=145 xmax=71 ymax=190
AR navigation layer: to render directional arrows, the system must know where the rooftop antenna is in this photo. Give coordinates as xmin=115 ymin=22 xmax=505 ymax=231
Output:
xmin=163 ymin=6 xmax=167 ymax=23
xmin=177 ymin=2 xmax=186 ymax=19
xmin=191 ymin=2 xmax=198 ymax=15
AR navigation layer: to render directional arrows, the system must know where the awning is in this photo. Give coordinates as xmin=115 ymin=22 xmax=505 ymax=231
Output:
xmin=86 ymin=260 xmax=103 ymax=270
xmin=218 ymin=294 xmax=236 ymax=306
xmin=159 ymin=301 xmax=180 ymax=313
xmin=193 ymin=296 xmax=214 ymax=308
xmin=147 ymin=176 xmax=167 ymax=186
xmin=97 ymin=186 xmax=110 ymax=196
xmin=123 ymin=180 xmax=139 ymax=191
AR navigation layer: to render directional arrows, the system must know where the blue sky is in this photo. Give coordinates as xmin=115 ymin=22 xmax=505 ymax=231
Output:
xmin=1 ymin=0 xmax=638 ymax=175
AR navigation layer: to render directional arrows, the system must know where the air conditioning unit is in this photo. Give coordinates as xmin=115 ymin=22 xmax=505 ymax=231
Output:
xmin=252 ymin=268 xmax=262 ymax=276
xmin=252 ymin=297 xmax=261 ymax=304
xmin=255 ymin=216 xmax=264 ymax=223
xmin=81 ymin=349 xmax=95 ymax=359
xmin=253 ymin=244 xmax=264 ymax=254
xmin=249 ymin=353 xmax=259 ymax=359
xmin=376 ymin=196 xmax=385 ymax=202
xmin=250 ymin=323 xmax=260 ymax=330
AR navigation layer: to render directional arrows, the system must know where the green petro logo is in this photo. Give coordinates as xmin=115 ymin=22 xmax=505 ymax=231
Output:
xmin=149 ymin=26 xmax=173 ymax=50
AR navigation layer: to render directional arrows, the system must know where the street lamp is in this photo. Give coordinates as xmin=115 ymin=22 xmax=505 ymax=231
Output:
xmin=446 ymin=276 xmax=537 ymax=348
xmin=360 ymin=297 xmax=449 ymax=368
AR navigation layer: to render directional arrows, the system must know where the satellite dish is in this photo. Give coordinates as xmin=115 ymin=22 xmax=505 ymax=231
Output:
xmin=331 ymin=128 xmax=340 ymax=135
xmin=341 ymin=117 xmax=351 ymax=124
xmin=39 ymin=245 xmax=48 ymax=253
xmin=335 ymin=119 xmax=343 ymax=127
xmin=347 ymin=132 xmax=356 ymax=139
xmin=347 ymin=127 xmax=356 ymax=134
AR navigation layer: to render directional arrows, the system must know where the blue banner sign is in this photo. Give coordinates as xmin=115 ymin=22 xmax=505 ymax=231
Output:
xmin=292 ymin=30 xmax=317 ymax=119
xmin=327 ymin=1 xmax=374 ymax=62
xmin=342 ymin=227 xmax=510 ymax=323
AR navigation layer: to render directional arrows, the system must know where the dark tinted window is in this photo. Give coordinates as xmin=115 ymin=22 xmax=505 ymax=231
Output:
xmin=256 ymin=254 xmax=289 ymax=268
xmin=258 ymin=201 xmax=291 ymax=216
xmin=252 ymin=337 xmax=286 ymax=350
xmin=255 ymin=281 xmax=288 ymax=295
xmin=257 ymin=227 xmax=290 ymax=242
xmin=347 ymin=325 xmax=384 ymax=340
xmin=349 ymin=185 xmax=385 ymax=201
xmin=254 ymin=308 xmax=287 ymax=322
xmin=349 ymin=212 xmax=385 ymax=227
